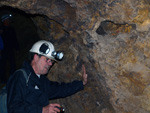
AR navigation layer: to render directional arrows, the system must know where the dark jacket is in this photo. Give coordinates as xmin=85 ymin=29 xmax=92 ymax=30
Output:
xmin=6 ymin=61 xmax=84 ymax=113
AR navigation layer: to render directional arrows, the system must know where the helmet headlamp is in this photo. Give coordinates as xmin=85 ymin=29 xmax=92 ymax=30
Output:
xmin=52 ymin=51 xmax=64 ymax=61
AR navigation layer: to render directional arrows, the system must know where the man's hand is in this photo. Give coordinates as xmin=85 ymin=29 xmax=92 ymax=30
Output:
xmin=42 ymin=103 xmax=61 ymax=113
xmin=82 ymin=65 xmax=88 ymax=85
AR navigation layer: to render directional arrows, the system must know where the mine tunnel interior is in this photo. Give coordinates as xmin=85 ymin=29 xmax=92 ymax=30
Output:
xmin=0 ymin=5 xmax=115 ymax=113
xmin=1 ymin=0 xmax=150 ymax=113
xmin=0 ymin=6 xmax=40 ymax=80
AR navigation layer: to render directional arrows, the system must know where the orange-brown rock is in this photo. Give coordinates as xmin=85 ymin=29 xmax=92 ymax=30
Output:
xmin=1 ymin=0 xmax=150 ymax=113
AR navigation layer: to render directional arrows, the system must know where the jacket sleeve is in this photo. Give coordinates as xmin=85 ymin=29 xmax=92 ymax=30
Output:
xmin=6 ymin=71 xmax=42 ymax=113
xmin=46 ymin=79 xmax=84 ymax=99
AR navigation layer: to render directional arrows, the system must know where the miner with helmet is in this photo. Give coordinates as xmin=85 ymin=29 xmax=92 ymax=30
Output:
xmin=6 ymin=40 xmax=88 ymax=113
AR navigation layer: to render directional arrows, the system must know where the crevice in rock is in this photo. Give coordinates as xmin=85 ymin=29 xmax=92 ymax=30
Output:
xmin=96 ymin=20 xmax=136 ymax=36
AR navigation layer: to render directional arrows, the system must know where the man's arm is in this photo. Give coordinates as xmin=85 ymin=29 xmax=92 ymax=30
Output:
xmin=44 ymin=65 xmax=87 ymax=100
xmin=46 ymin=80 xmax=84 ymax=100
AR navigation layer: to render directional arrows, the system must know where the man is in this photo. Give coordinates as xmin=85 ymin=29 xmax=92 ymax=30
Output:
xmin=0 ymin=14 xmax=19 ymax=83
xmin=6 ymin=40 xmax=87 ymax=113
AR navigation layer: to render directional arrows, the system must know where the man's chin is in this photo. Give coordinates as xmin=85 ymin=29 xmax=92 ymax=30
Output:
xmin=43 ymin=71 xmax=49 ymax=75
xmin=40 ymin=69 xmax=48 ymax=75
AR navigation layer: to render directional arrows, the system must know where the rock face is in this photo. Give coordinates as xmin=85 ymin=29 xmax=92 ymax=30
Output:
xmin=1 ymin=0 xmax=150 ymax=113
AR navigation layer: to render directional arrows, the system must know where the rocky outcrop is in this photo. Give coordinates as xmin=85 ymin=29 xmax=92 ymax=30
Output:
xmin=1 ymin=0 xmax=150 ymax=113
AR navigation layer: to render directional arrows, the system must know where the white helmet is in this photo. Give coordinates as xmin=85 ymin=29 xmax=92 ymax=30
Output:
xmin=29 ymin=40 xmax=64 ymax=61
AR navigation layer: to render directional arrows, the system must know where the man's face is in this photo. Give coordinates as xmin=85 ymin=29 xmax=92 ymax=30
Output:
xmin=34 ymin=55 xmax=55 ymax=75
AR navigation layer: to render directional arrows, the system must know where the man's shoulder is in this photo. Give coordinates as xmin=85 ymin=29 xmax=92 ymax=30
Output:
xmin=6 ymin=69 xmax=30 ymax=92
xmin=8 ymin=69 xmax=28 ymax=83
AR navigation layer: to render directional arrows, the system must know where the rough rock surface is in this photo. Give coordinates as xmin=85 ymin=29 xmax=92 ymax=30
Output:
xmin=1 ymin=0 xmax=150 ymax=113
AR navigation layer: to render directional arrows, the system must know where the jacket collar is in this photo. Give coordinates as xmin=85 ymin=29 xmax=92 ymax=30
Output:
xmin=22 ymin=61 xmax=41 ymax=86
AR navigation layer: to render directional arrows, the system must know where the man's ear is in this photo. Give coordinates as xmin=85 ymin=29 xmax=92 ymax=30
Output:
xmin=34 ymin=54 xmax=39 ymax=61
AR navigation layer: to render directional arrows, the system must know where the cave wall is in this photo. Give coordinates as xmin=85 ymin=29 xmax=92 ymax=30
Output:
xmin=1 ymin=0 xmax=150 ymax=113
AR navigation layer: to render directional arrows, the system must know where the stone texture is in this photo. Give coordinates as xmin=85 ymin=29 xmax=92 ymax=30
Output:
xmin=1 ymin=0 xmax=150 ymax=113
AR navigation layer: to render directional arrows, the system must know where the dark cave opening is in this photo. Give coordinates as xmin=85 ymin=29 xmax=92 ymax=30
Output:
xmin=0 ymin=6 xmax=40 ymax=81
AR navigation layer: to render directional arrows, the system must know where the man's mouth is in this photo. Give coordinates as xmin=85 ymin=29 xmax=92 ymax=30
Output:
xmin=45 ymin=66 xmax=50 ymax=70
